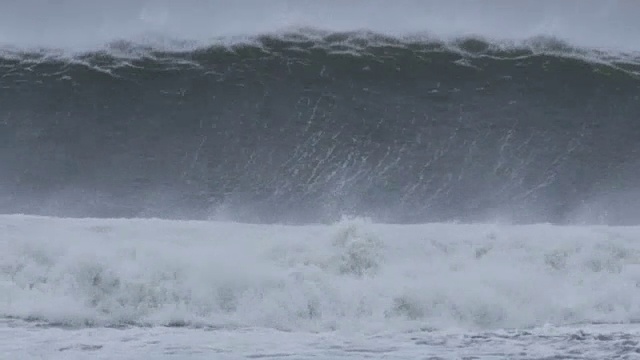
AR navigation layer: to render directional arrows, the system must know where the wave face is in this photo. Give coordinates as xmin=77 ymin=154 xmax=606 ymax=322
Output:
xmin=3 ymin=215 xmax=640 ymax=330
xmin=2 ymin=31 xmax=640 ymax=223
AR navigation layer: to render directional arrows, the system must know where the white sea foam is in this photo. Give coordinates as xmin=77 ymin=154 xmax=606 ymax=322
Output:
xmin=0 ymin=0 xmax=638 ymax=52
xmin=4 ymin=320 xmax=640 ymax=360
xmin=2 ymin=215 xmax=640 ymax=333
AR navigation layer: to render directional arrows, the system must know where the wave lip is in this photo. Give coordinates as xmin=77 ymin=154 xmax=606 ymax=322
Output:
xmin=3 ymin=215 xmax=640 ymax=331
xmin=3 ymin=30 xmax=640 ymax=64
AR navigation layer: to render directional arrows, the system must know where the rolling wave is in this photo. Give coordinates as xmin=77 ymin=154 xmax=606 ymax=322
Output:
xmin=1 ymin=32 xmax=639 ymax=223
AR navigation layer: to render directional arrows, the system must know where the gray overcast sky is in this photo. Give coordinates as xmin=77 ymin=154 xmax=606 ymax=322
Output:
xmin=0 ymin=0 xmax=638 ymax=51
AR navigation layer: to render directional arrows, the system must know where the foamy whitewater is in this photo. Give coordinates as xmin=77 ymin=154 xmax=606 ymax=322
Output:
xmin=3 ymin=215 xmax=640 ymax=359
xmin=2 ymin=0 xmax=640 ymax=359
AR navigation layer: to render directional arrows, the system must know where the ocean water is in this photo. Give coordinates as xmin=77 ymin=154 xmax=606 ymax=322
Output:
xmin=3 ymin=215 xmax=640 ymax=359
xmin=2 ymin=1 xmax=640 ymax=359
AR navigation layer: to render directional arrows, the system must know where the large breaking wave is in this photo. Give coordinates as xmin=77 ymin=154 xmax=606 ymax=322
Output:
xmin=3 ymin=1 xmax=640 ymax=342
xmin=1 ymin=31 xmax=639 ymax=223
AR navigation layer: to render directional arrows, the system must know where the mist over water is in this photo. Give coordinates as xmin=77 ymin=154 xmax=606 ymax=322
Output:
xmin=2 ymin=0 xmax=640 ymax=51
xmin=1 ymin=0 xmax=639 ymax=224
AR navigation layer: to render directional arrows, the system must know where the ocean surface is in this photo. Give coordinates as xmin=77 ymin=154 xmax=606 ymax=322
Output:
xmin=2 ymin=1 xmax=640 ymax=359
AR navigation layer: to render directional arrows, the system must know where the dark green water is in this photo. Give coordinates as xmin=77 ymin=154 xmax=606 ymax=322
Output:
xmin=1 ymin=32 xmax=639 ymax=223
